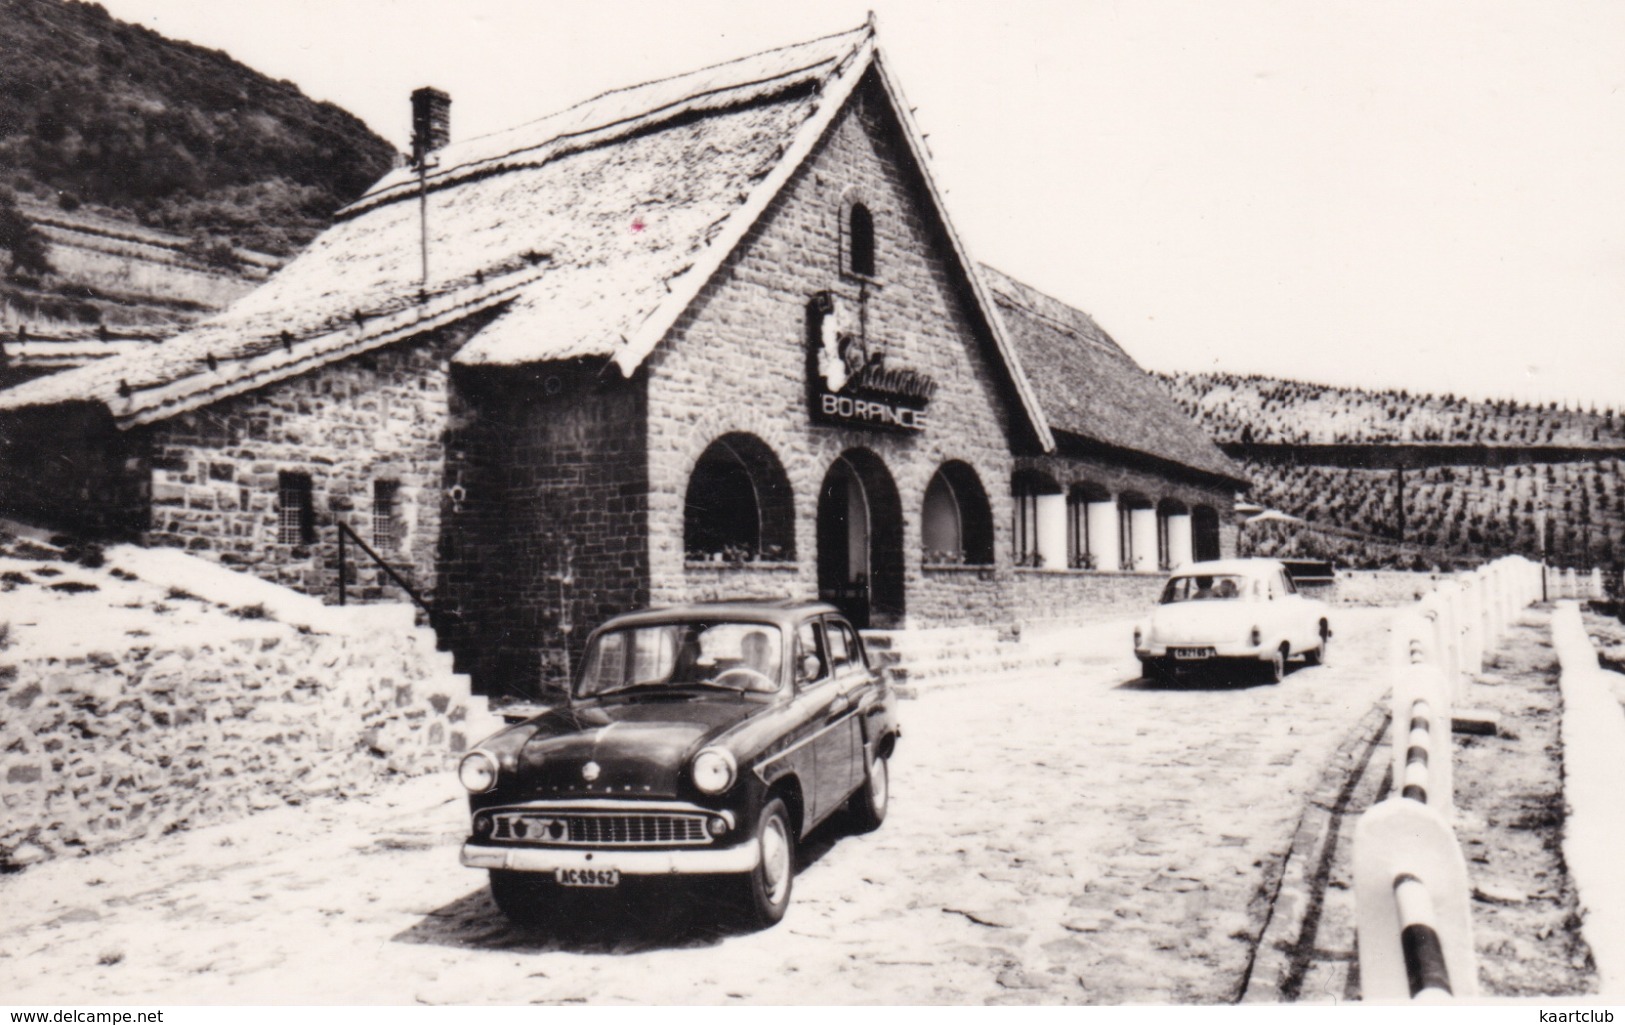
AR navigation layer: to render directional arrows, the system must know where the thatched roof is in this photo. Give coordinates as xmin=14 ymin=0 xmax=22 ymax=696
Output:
xmin=0 ymin=19 xmax=1057 ymax=448
xmin=0 ymin=26 xmax=861 ymax=418
xmin=981 ymin=265 xmax=1247 ymax=485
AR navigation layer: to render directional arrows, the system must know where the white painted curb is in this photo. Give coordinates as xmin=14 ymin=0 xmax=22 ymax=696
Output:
xmin=1552 ymin=600 xmax=1625 ymax=997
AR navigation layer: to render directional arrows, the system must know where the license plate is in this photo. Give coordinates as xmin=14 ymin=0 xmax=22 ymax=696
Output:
xmin=1172 ymin=647 xmax=1213 ymax=660
xmin=554 ymin=867 xmax=620 ymax=888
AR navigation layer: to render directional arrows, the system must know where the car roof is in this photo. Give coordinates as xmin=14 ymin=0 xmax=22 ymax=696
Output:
xmin=590 ymin=598 xmax=842 ymax=632
xmin=1167 ymin=558 xmax=1286 ymax=579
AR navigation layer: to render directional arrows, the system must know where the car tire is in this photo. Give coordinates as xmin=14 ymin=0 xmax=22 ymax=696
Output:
xmin=1305 ymin=623 xmax=1331 ymax=666
xmin=1140 ymin=658 xmax=1170 ymax=682
xmin=1262 ymin=645 xmax=1287 ymax=684
xmin=849 ymin=751 xmax=889 ymax=833
xmin=735 ymin=797 xmax=795 ymax=930
xmin=488 ymin=869 xmax=558 ymax=927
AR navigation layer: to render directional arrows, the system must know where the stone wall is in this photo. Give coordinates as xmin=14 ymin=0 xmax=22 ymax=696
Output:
xmin=1334 ymin=570 xmax=1446 ymax=605
xmin=0 ymin=404 xmax=150 ymax=537
xmin=1007 ymin=568 xmax=1168 ymax=628
xmin=643 ymin=74 xmax=1023 ymax=629
xmin=0 ymin=608 xmax=475 ymax=869
xmin=143 ymin=321 xmax=482 ymax=604
xmin=437 ymin=361 xmax=650 ymax=699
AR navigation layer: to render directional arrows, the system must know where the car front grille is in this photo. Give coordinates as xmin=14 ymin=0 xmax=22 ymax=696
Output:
xmin=490 ymin=810 xmax=711 ymax=847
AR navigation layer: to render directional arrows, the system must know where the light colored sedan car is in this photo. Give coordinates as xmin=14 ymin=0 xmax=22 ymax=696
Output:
xmin=1133 ymin=558 xmax=1332 ymax=683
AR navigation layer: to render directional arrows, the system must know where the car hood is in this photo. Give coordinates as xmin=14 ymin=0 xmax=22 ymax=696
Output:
xmin=1149 ymin=602 xmax=1255 ymax=644
xmin=510 ymin=697 xmax=761 ymax=800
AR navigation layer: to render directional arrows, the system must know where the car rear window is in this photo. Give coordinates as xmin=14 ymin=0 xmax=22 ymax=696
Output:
xmin=1160 ymin=575 xmax=1246 ymax=603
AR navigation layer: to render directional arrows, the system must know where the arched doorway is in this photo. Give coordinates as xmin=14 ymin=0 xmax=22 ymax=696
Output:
xmin=817 ymin=449 xmax=904 ymax=628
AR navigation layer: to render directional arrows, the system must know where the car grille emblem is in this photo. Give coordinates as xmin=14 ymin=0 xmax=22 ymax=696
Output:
xmin=582 ymin=761 xmax=601 ymax=782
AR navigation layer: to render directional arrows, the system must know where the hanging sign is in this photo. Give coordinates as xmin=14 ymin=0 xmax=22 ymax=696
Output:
xmin=808 ymin=292 xmax=936 ymax=433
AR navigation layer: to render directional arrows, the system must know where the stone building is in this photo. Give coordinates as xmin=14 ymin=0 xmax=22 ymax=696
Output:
xmin=0 ymin=21 xmax=1245 ymax=700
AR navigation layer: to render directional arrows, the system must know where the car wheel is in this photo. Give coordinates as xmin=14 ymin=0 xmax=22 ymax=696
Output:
xmin=1262 ymin=645 xmax=1287 ymax=684
xmin=849 ymin=751 xmax=889 ymax=833
xmin=488 ymin=869 xmax=557 ymax=926
xmin=735 ymin=797 xmax=795 ymax=929
xmin=1140 ymin=658 xmax=1170 ymax=682
xmin=1305 ymin=623 xmax=1331 ymax=666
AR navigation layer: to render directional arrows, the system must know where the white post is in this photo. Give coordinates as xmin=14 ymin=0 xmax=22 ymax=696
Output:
xmin=1130 ymin=507 xmax=1157 ymax=572
xmin=1087 ymin=500 xmax=1118 ymax=571
xmin=1461 ymin=572 xmax=1484 ymax=674
xmin=1035 ymin=492 xmax=1066 ymax=569
xmin=1167 ymin=513 xmax=1194 ymax=569
xmin=1354 ymin=800 xmax=1478 ymax=1000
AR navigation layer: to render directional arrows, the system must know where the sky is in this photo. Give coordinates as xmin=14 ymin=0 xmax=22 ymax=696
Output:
xmin=91 ymin=0 xmax=1625 ymax=410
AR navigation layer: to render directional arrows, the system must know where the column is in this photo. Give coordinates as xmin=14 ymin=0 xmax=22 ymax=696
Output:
xmin=1130 ymin=507 xmax=1157 ymax=572
xmin=1166 ymin=513 xmax=1193 ymax=569
xmin=1035 ymin=492 xmax=1066 ymax=569
xmin=1087 ymin=500 xmax=1118 ymax=571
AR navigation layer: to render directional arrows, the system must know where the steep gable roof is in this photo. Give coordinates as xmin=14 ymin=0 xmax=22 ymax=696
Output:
xmin=981 ymin=265 xmax=1247 ymax=485
xmin=0 ymin=19 xmax=1053 ymax=451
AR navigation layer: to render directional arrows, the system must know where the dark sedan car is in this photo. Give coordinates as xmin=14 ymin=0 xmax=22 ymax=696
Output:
xmin=458 ymin=599 xmax=901 ymax=929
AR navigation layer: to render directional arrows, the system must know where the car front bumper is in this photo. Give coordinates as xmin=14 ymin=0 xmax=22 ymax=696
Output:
xmin=460 ymin=840 xmax=760 ymax=875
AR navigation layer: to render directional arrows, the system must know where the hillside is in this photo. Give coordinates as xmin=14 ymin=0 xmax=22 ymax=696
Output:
xmin=0 ymin=0 xmax=397 ymax=258
xmin=1159 ymin=371 xmax=1625 ymax=447
xmin=1162 ymin=372 xmax=1625 ymax=576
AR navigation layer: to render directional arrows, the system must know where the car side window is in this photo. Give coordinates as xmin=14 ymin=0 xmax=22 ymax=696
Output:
xmin=843 ymin=621 xmax=870 ymax=670
xmin=795 ymin=621 xmax=828 ymax=685
xmin=828 ymin=619 xmax=867 ymax=673
xmin=825 ymin=618 xmax=852 ymax=671
xmin=1280 ymin=570 xmax=1298 ymax=595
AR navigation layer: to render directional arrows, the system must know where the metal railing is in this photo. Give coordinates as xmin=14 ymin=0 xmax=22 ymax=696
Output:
xmin=335 ymin=520 xmax=433 ymax=620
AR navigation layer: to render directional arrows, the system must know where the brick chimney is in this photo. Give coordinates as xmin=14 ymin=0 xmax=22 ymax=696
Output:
xmin=411 ymin=87 xmax=451 ymax=164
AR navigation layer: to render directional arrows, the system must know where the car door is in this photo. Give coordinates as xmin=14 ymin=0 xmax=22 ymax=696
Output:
xmin=786 ymin=619 xmax=848 ymax=827
xmin=820 ymin=616 xmax=867 ymax=803
xmin=801 ymin=618 xmax=859 ymax=822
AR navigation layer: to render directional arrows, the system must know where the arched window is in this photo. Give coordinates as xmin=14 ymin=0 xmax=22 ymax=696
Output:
xmin=1013 ymin=469 xmax=1063 ymax=567
xmin=848 ymin=202 xmax=875 ymax=277
xmin=684 ymin=434 xmax=794 ymax=563
xmin=922 ymin=462 xmax=994 ymax=565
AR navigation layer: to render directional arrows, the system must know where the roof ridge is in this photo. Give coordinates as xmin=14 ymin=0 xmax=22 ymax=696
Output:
xmin=477 ymin=21 xmax=872 ymax=144
xmin=341 ymin=24 xmax=871 ymax=219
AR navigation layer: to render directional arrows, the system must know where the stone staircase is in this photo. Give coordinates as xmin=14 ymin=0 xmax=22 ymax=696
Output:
xmin=335 ymin=603 xmax=507 ymax=748
xmin=863 ymin=617 xmax=1137 ymax=694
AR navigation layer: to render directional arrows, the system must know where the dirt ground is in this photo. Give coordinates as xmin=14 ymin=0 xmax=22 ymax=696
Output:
xmin=1454 ymin=608 xmax=1597 ymax=997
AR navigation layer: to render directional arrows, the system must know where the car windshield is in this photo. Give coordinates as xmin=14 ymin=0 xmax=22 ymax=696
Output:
xmin=576 ymin=620 xmax=784 ymax=699
xmin=1160 ymin=574 xmax=1246 ymax=603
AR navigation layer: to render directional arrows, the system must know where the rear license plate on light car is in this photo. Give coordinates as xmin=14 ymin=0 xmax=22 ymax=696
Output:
xmin=555 ymin=867 xmax=620 ymax=888
xmin=1172 ymin=647 xmax=1214 ymax=659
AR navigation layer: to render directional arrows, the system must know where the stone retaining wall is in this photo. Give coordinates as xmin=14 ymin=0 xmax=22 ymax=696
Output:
xmin=1334 ymin=570 xmax=1446 ymax=605
xmin=1007 ymin=568 xmax=1166 ymax=628
xmin=0 ymin=612 xmax=474 ymax=870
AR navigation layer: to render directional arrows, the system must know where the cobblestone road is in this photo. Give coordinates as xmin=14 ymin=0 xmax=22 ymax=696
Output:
xmin=0 ymin=609 xmax=1393 ymax=1005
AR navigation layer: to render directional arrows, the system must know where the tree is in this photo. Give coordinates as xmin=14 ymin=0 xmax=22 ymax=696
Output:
xmin=0 ymin=188 xmax=52 ymax=280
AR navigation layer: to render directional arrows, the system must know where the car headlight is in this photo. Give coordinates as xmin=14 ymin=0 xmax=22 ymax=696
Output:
xmin=1133 ymin=626 xmax=1143 ymax=648
xmin=1249 ymin=626 xmax=1262 ymax=646
xmin=458 ymin=750 xmax=499 ymax=793
xmin=691 ymin=747 xmax=737 ymax=795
